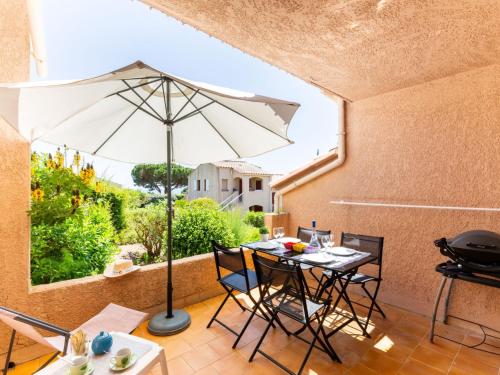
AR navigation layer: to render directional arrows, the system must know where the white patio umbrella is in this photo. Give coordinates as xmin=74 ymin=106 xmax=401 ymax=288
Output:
xmin=0 ymin=61 xmax=300 ymax=335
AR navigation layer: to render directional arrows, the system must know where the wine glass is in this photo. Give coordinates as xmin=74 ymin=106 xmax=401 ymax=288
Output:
xmin=320 ymin=234 xmax=334 ymax=251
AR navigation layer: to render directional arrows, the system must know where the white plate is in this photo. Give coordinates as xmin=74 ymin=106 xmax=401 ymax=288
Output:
xmin=109 ymin=353 xmax=138 ymax=372
xmin=253 ymin=241 xmax=278 ymax=250
xmin=301 ymin=253 xmax=336 ymax=264
xmin=65 ymin=361 xmax=94 ymax=375
xmin=326 ymin=247 xmax=357 ymax=256
xmin=274 ymin=237 xmax=301 ymax=244
xmin=103 ymin=265 xmax=140 ymax=278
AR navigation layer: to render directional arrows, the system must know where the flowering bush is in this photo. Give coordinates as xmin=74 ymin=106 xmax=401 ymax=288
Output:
xmin=30 ymin=150 xmax=118 ymax=285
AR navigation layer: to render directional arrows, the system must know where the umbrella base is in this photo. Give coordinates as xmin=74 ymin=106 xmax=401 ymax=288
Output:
xmin=147 ymin=309 xmax=191 ymax=336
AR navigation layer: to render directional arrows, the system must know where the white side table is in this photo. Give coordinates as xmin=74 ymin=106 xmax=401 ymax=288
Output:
xmin=36 ymin=332 xmax=168 ymax=374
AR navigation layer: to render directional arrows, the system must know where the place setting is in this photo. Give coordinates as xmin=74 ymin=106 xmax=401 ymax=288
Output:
xmin=62 ymin=330 xmax=143 ymax=374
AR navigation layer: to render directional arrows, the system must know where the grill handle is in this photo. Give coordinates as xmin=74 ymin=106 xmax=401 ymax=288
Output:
xmin=466 ymin=242 xmax=497 ymax=250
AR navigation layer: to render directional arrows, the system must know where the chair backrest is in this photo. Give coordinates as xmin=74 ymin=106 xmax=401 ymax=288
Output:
xmin=211 ymin=240 xmax=249 ymax=286
xmin=341 ymin=232 xmax=384 ymax=269
xmin=297 ymin=226 xmax=331 ymax=243
xmin=251 ymin=253 xmax=310 ymax=319
xmin=0 ymin=307 xmax=69 ymax=350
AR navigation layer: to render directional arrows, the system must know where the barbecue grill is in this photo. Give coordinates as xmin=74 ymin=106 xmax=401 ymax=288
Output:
xmin=430 ymin=229 xmax=500 ymax=355
xmin=434 ymin=230 xmax=500 ymax=275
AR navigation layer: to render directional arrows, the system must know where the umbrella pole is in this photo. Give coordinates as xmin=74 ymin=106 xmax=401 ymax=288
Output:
xmin=148 ymin=77 xmax=191 ymax=336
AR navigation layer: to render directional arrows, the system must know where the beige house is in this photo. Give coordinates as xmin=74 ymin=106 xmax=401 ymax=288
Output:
xmin=187 ymin=161 xmax=273 ymax=212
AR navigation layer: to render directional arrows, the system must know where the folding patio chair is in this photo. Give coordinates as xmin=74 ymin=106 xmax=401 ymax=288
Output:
xmin=207 ymin=241 xmax=271 ymax=348
xmin=321 ymin=232 xmax=385 ymax=333
xmin=0 ymin=303 xmax=147 ymax=374
xmin=296 ymin=226 xmax=332 ymax=284
xmin=249 ymin=253 xmax=339 ymax=375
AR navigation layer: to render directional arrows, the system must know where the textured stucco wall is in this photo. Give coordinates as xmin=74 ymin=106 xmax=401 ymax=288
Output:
xmin=283 ymin=64 xmax=500 ymax=328
xmin=145 ymin=0 xmax=500 ymax=100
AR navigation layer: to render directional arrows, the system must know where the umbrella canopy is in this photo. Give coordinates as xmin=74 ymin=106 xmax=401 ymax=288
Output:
xmin=0 ymin=61 xmax=299 ymax=165
xmin=0 ymin=61 xmax=300 ymax=335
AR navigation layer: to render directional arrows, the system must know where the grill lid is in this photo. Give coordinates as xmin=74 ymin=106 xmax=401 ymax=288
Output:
xmin=434 ymin=230 xmax=500 ymax=275
xmin=449 ymin=230 xmax=500 ymax=252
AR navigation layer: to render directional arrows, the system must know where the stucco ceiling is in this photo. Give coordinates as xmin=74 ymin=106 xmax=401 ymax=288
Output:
xmin=143 ymin=0 xmax=500 ymax=101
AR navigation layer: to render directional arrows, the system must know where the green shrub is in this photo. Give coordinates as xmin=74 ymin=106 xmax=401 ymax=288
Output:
xmin=172 ymin=199 xmax=234 ymax=259
xmin=243 ymin=211 xmax=265 ymax=228
xmin=31 ymin=204 xmax=118 ymax=285
xmin=101 ymin=192 xmax=125 ymax=232
xmin=225 ymin=209 xmax=260 ymax=246
xmin=129 ymin=203 xmax=167 ymax=260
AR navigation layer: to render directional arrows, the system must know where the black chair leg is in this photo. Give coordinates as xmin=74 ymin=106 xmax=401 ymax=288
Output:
xmin=362 ymin=282 xmax=386 ymax=318
xmin=361 ymin=282 xmax=385 ymax=330
xmin=207 ymin=291 xmax=232 ymax=328
xmin=249 ymin=314 xmax=276 ymax=362
xmin=297 ymin=322 xmax=326 ymax=375
xmin=3 ymin=330 xmax=16 ymax=375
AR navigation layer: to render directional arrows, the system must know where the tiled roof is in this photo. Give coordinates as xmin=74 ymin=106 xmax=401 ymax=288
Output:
xmin=211 ymin=160 xmax=271 ymax=176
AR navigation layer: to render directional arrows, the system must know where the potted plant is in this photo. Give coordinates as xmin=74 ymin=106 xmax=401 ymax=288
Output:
xmin=259 ymin=226 xmax=269 ymax=241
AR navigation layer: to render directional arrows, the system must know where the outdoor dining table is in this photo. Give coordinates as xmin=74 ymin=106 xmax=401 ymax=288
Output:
xmin=241 ymin=241 xmax=376 ymax=340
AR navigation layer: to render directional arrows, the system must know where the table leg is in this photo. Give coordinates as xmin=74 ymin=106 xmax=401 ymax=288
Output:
xmin=159 ymin=349 xmax=169 ymax=375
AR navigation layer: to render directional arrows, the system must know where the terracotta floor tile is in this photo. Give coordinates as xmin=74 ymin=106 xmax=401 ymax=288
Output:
xmin=347 ymin=363 xmax=380 ymax=375
xmin=193 ymin=365 xmax=220 ymax=375
xmin=397 ymin=358 xmax=445 ymax=375
xmin=12 ymin=294 xmax=487 ymax=375
xmin=160 ymin=336 xmax=193 ymax=360
xmin=409 ymin=345 xmax=454 ymax=372
xmin=454 ymin=346 xmax=500 ymax=370
xmin=360 ymin=348 xmax=404 ymax=374
xmin=448 ymin=359 xmax=498 ymax=375
xmin=167 ymin=356 xmax=195 ymax=375
xmin=419 ymin=335 xmax=462 ymax=357
xmin=182 ymin=343 xmax=221 ymax=371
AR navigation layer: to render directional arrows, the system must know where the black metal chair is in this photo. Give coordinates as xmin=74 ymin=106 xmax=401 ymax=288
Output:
xmin=207 ymin=240 xmax=271 ymax=348
xmin=321 ymin=232 xmax=385 ymax=333
xmin=249 ymin=253 xmax=339 ymax=375
xmin=296 ymin=226 xmax=332 ymax=284
xmin=296 ymin=226 xmax=331 ymax=244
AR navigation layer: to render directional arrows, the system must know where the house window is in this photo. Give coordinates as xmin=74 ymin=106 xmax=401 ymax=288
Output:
xmin=204 ymin=179 xmax=209 ymax=191
xmin=221 ymin=179 xmax=228 ymax=191
xmin=249 ymin=177 xmax=263 ymax=191
xmin=197 ymin=179 xmax=201 ymax=191
xmin=256 ymin=179 xmax=262 ymax=190
xmin=192 ymin=177 xmax=197 ymax=191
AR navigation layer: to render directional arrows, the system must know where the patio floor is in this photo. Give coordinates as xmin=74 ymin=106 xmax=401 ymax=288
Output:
xmin=8 ymin=293 xmax=499 ymax=375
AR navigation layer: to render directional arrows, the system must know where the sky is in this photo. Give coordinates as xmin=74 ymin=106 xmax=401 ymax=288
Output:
xmin=31 ymin=0 xmax=339 ymax=189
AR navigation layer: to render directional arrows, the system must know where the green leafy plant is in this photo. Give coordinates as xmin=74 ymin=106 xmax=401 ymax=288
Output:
xmin=31 ymin=204 xmax=118 ymax=285
xmin=225 ymin=209 xmax=260 ymax=246
xmin=259 ymin=226 xmax=269 ymax=234
xmin=172 ymin=199 xmax=234 ymax=259
xmin=243 ymin=211 xmax=265 ymax=228
xmin=128 ymin=203 xmax=167 ymax=260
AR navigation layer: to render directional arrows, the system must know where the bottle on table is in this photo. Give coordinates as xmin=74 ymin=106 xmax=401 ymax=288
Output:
xmin=309 ymin=219 xmax=321 ymax=251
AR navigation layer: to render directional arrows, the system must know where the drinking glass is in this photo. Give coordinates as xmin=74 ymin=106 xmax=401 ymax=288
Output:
xmin=273 ymin=227 xmax=281 ymax=240
xmin=320 ymin=234 xmax=334 ymax=250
